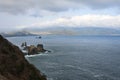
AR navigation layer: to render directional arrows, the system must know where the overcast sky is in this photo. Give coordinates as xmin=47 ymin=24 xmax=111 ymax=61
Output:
xmin=0 ymin=0 xmax=120 ymax=32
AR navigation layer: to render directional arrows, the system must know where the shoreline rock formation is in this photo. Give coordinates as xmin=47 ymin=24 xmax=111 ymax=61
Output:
xmin=0 ymin=35 xmax=47 ymax=80
xmin=21 ymin=42 xmax=51 ymax=55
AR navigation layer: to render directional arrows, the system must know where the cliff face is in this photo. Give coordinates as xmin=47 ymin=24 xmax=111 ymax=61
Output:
xmin=0 ymin=35 xmax=46 ymax=80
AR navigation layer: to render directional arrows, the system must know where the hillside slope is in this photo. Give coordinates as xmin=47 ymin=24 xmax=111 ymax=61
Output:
xmin=0 ymin=35 xmax=46 ymax=80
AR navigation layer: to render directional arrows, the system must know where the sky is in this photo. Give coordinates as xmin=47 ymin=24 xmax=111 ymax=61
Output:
xmin=0 ymin=0 xmax=120 ymax=32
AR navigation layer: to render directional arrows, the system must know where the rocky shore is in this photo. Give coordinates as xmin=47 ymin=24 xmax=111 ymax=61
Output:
xmin=0 ymin=35 xmax=47 ymax=80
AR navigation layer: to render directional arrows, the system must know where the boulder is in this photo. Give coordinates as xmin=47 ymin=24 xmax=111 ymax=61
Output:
xmin=27 ymin=45 xmax=38 ymax=55
xmin=37 ymin=44 xmax=46 ymax=52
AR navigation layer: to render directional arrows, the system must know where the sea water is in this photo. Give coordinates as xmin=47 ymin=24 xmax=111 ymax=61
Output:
xmin=7 ymin=35 xmax=120 ymax=80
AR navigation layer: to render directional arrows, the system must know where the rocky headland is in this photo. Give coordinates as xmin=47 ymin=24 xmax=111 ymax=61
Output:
xmin=0 ymin=35 xmax=47 ymax=80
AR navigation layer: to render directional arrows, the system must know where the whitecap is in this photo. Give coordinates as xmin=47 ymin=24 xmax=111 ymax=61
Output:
xmin=25 ymin=53 xmax=48 ymax=58
xmin=94 ymin=74 xmax=103 ymax=78
xmin=47 ymin=77 xmax=54 ymax=80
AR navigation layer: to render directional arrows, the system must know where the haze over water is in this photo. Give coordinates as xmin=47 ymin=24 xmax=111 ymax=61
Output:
xmin=7 ymin=35 xmax=120 ymax=80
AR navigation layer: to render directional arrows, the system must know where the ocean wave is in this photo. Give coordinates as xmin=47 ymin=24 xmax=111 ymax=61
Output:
xmin=93 ymin=74 xmax=103 ymax=78
xmin=25 ymin=53 xmax=48 ymax=58
xmin=47 ymin=78 xmax=54 ymax=80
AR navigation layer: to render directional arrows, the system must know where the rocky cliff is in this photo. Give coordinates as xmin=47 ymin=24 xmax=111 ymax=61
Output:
xmin=0 ymin=35 xmax=47 ymax=80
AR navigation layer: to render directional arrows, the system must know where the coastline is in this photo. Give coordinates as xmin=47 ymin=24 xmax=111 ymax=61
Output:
xmin=0 ymin=35 xmax=47 ymax=80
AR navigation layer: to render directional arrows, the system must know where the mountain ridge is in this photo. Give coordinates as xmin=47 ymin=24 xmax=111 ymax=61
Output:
xmin=1 ymin=31 xmax=38 ymax=37
xmin=24 ymin=27 xmax=120 ymax=36
xmin=1 ymin=27 xmax=120 ymax=36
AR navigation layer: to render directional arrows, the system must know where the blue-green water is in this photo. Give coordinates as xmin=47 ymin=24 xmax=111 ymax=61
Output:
xmin=7 ymin=35 xmax=120 ymax=80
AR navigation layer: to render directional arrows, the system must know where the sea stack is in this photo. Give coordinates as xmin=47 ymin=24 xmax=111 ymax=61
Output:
xmin=0 ymin=35 xmax=47 ymax=80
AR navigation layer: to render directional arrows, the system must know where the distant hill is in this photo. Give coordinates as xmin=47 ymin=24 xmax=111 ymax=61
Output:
xmin=1 ymin=27 xmax=120 ymax=36
xmin=1 ymin=31 xmax=38 ymax=37
xmin=24 ymin=27 xmax=120 ymax=36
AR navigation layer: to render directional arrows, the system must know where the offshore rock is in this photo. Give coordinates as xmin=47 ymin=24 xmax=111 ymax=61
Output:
xmin=21 ymin=42 xmax=51 ymax=55
xmin=0 ymin=35 xmax=47 ymax=80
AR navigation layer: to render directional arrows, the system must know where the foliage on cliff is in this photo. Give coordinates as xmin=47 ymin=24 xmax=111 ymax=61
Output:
xmin=0 ymin=35 xmax=46 ymax=80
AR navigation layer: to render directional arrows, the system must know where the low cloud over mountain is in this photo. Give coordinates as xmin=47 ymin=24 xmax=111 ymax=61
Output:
xmin=23 ymin=27 xmax=120 ymax=36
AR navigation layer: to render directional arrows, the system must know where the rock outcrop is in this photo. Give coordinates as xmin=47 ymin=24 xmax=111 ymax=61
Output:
xmin=21 ymin=42 xmax=51 ymax=55
xmin=27 ymin=44 xmax=47 ymax=55
xmin=0 ymin=35 xmax=47 ymax=80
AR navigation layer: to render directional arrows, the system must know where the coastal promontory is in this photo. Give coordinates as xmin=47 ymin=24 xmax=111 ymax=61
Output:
xmin=0 ymin=35 xmax=46 ymax=80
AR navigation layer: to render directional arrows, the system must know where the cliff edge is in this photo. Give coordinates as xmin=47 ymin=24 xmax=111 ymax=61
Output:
xmin=0 ymin=35 xmax=46 ymax=80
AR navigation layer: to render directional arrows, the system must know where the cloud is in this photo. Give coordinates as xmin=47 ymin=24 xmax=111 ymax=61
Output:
xmin=0 ymin=0 xmax=77 ymax=14
xmin=19 ymin=14 xmax=120 ymax=29
xmin=71 ymin=0 xmax=120 ymax=9
xmin=0 ymin=0 xmax=120 ymax=14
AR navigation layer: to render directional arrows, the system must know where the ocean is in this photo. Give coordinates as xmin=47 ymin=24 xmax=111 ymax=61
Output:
xmin=7 ymin=35 xmax=120 ymax=80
